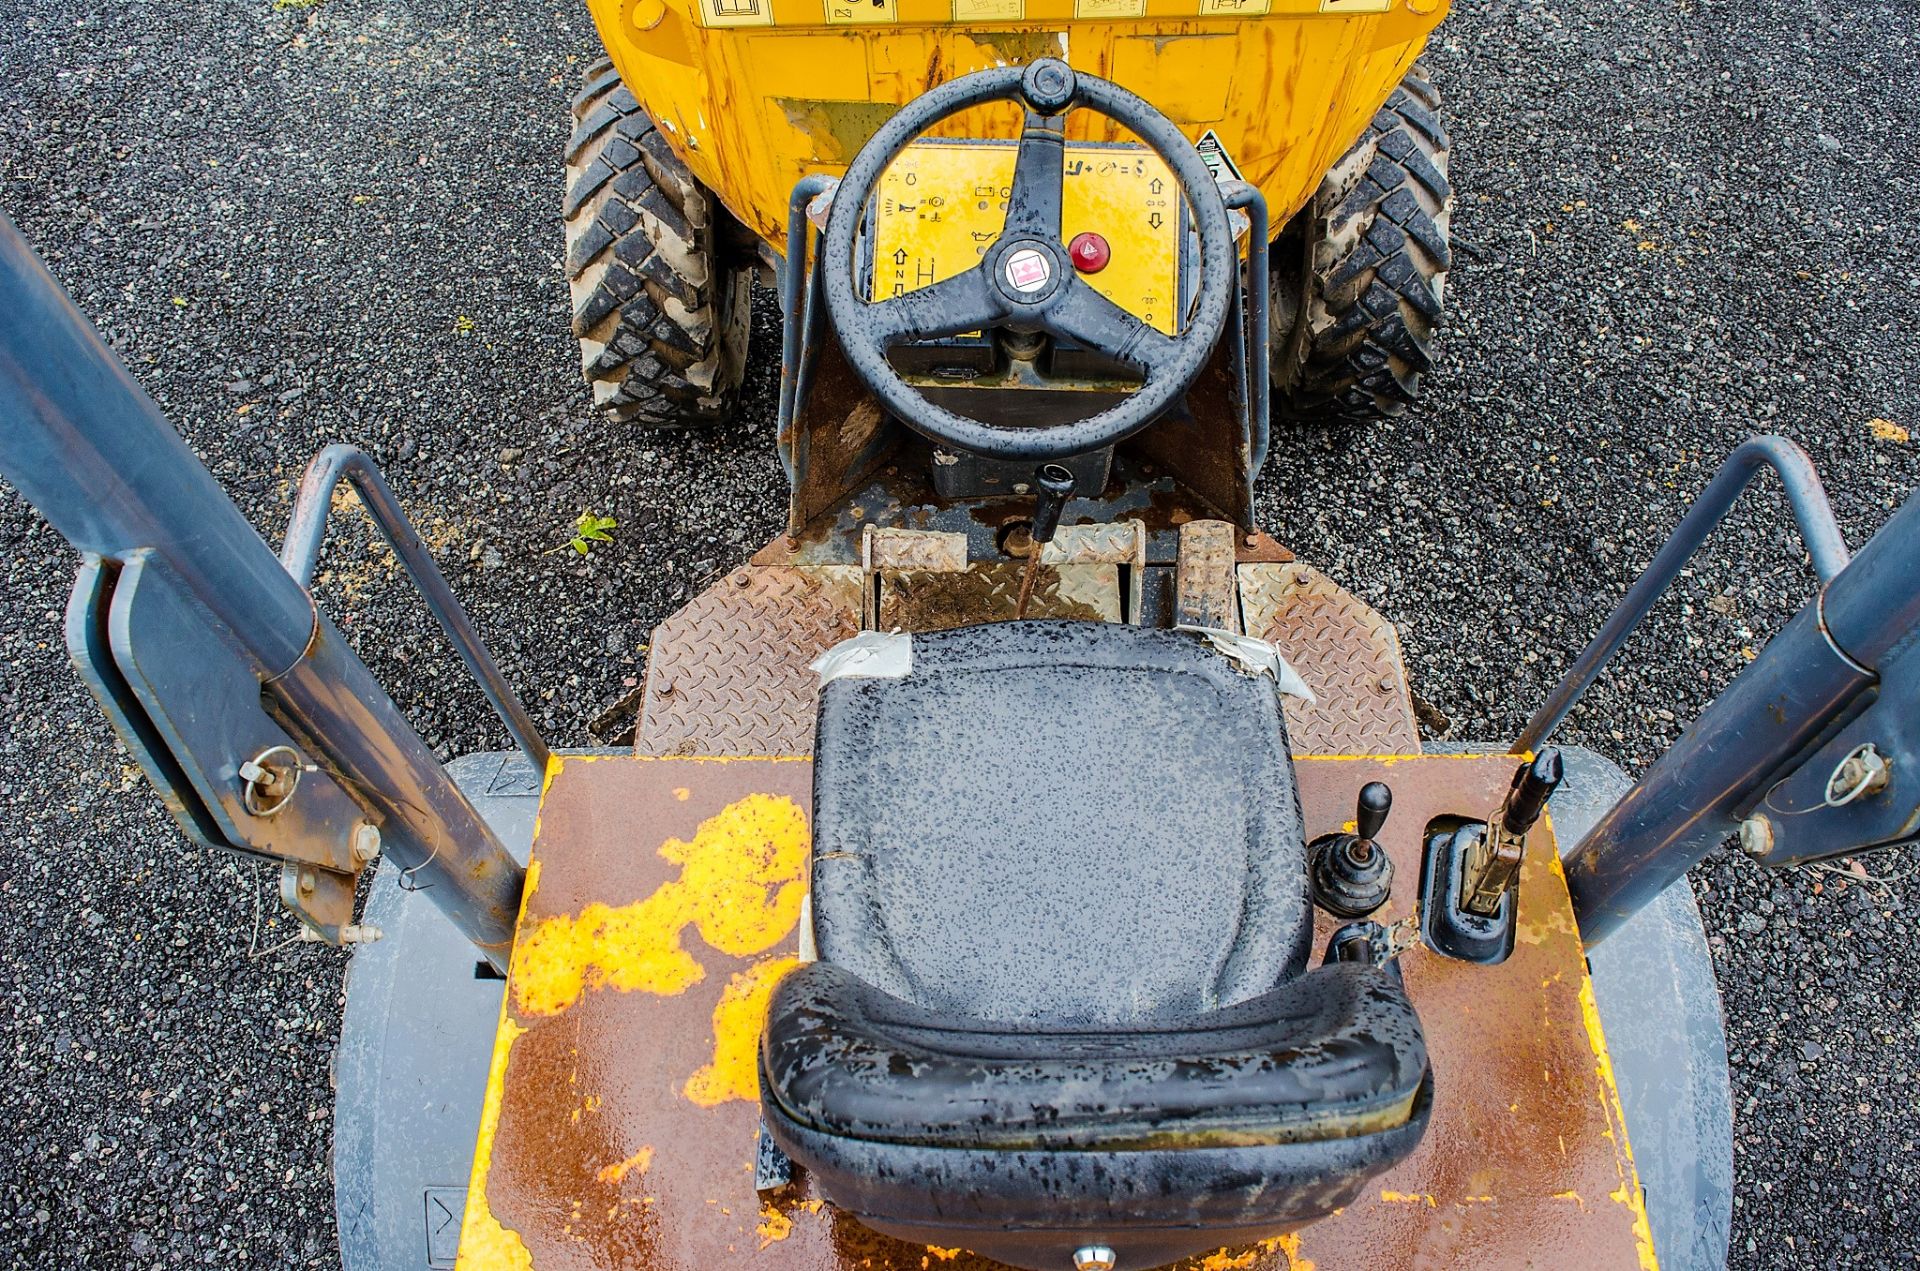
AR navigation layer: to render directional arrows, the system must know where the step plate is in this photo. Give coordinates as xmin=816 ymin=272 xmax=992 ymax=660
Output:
xmin=635 ymin=566 xmax=862 ymax=758
xmin=878 ymin=562 xmax=1121 ymax=630
xmin=1239 ymin=563 xmax=1422 ymax=756
xmin=462 ymin=754 xmax=1653 ymax=1270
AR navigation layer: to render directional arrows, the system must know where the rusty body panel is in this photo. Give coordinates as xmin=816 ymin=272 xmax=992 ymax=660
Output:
xmin=460 ymin=753 xmax=1653 ymax=1269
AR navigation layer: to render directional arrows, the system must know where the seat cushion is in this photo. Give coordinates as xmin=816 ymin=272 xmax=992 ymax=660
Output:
xmin=762 ymin=959 xmax=1428 ymax=1152
xmin=810 ymin=620 xmax=1312 ymax=1029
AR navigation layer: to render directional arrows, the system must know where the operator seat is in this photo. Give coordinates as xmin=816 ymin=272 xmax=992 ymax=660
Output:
xmin=760 ymin=621 xmax=1431 ymax=1271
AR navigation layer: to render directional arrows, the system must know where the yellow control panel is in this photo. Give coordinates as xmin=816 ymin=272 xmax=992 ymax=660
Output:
xmin=869 ymin=140 xmax=1181 ymax=334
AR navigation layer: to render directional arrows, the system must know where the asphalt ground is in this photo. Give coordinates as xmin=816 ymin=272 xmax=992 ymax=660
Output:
xmin=1 ymin=0 xmax=1917 ymax=1266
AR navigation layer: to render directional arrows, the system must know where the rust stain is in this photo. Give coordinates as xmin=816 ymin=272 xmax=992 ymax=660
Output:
xmin=1197 ymin=1233 xmax=1313 ymax=1270
xmin=878 ymin=562 xmax=1117 ymax=630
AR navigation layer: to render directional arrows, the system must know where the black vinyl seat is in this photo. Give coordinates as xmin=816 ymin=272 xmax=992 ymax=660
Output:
xmin=760 ymin=622 xmax=1430 ymax=1271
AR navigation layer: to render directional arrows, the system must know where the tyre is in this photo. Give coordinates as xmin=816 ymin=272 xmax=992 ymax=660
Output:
xmin=563 ymin=58 xmax=751 ymax=427
xmin=1272 ymin=64 xmax=1452 ymax=426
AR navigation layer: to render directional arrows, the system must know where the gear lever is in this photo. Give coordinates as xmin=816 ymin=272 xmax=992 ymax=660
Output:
xmin=1014 ymin=463 xmax=1077 ymax=619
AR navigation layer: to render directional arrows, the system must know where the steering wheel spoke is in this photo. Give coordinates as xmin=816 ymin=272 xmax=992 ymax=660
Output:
xmin=1040 ymin=277 xmax=1180 ymax=377
xmin=868 ymin=266 xmax=1006 ymax=345
xmin=1001 ymin=112 xmax=1066 ymax=240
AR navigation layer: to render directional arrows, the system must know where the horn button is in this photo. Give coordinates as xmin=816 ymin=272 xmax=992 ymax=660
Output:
xmin=989 ymin=237 xmax=1068 ymax=306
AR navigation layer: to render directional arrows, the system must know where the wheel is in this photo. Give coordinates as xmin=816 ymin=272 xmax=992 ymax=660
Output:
xmin=1272 ymin=64 xmax=1452 ymax=427
xmin=563 ymin=58 xmax=751 ymax=427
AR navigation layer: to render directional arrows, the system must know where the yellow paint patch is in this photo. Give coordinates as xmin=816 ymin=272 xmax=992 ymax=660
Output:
xmin=1380 ymin=1189 xmax=1438 ymax=1206
xmin=511 ymin=793 xmax=810 ymax=1016
xmin=757 ymin=1203 xmax=794 ymax=1248
xmin=1578 ymin=977 xmax=1661 ymax=1270
xmin=595 ymin=1146 xmax=654 ymax=1185
xmin=684 ymin=955 xmax=802 ymax=1106
xmin=1193 ymin=1233 xmax=1310 ymax=1270
xmin=1869 ymin=417 xmax=1909 ymax=444
xmin=1268 ymin=1233 xmax=1312 ymax=1270
xmin=457 ymin=1017 xmax=531 ymax=1271
xmin=924 ymin=1247 xmax=963 ymax=1262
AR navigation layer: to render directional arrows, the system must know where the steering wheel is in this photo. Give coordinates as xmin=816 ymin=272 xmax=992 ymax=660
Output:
xmin=821 ymin=59 xmax=1235 ymax=462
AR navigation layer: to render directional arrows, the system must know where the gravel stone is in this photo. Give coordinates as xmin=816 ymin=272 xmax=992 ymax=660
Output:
xmin=2 ymin=0 xmax=1917 ymax=1267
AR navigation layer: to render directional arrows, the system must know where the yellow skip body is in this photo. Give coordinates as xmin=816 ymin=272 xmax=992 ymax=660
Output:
xmin=584 ymin=0 xmax=1448 ymax=250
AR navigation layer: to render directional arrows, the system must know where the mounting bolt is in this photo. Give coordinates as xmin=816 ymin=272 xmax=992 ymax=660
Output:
xmin=297 ymin=867 xmax=316 ymax=896
xmin=1072 ymin=1248 xmax=1117 ymax=1271
xmin=1738 ymin=814 xmax=1774 ymax=858
xmin=351 ymin=822 xmax=382 ymax=867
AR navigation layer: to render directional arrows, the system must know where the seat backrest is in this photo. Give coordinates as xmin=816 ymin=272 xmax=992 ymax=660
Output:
xmin=810 ymin=621 xmax=1312 ymax=1029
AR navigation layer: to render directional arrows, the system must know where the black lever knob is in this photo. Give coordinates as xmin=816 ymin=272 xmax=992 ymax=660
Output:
xmin=1309 ymin=781 xmax=1395 ymax=919
xmin=1029 ymin=463 xmax=1077 ymax=546
xmin=1500 ymin=748 xmax=1563 ymax=838
xmin=1014 ymin=464 xmax=1080 ymax=621
xmin=1356 ymin=781 xmax=1392 ymax=844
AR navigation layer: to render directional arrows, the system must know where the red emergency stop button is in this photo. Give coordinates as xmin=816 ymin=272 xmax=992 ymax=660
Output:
xmin=1068 ymin=232 xmax=1110 ymax=274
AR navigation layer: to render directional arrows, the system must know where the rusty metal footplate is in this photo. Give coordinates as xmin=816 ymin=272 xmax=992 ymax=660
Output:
xmin=635 ymin=567 xmax=861 ymax=757
xmin=879 ymin=562 xmax=1120 ymax=630
xmin=460 ymin=754 xmax=1655 ymax=1271
xmin=637 ymin=558 xmax=1417 ymax=760
xmin=1240 ymin=562 xmax=1422 ymax=756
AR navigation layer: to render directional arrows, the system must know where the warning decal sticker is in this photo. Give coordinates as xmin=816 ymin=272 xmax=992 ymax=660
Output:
xmin=1193 ymin=130 xmax=1244 ymax=185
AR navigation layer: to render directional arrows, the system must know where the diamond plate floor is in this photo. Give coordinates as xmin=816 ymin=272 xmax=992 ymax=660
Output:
xmin=635 ymin=565 xmax=862 ymax=757
xmin=635 ymin=560 xmax=1417 ymax=759
xmin=1239 ymin=562 xmax=1421 ymax=755
xmin=878 ymin=562 xmax=1121 ymax=630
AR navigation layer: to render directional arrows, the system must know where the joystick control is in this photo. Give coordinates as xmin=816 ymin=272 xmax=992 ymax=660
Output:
xmin=1309 ymin=781 xmax=1395 ymax=919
